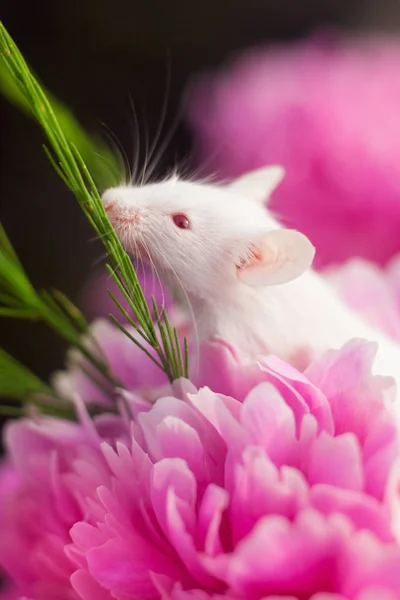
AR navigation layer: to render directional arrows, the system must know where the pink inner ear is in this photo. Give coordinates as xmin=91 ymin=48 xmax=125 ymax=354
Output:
xmin=236 ymin=229 xmax=315 ymax=287
xmin=236 ymin=243 xmax=265 ymax=272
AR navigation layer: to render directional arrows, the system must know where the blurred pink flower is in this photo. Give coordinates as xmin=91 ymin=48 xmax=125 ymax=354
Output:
xmin=51 ymin=318 xmax=169 ymax=405
xmin=79 ymin=266 xmax=171 ymax=322
xmin=52 ymin=309 xmax=191 ymax=405
xmin=1 ymin=338 xmax=400 ymax=599
xmin=324 ymin=252 xmax=400 ymax=343
xmin=0 ymin=585 xmax=28 ymax=600
xmin=186 ymin=32 xmax=400 ymax=268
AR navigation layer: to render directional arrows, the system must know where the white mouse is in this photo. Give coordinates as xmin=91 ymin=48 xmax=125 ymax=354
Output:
xmin=101 ymin=166 xmax=400 ymax=406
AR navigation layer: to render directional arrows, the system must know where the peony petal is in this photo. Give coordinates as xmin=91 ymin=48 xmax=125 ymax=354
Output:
xmin=151 ymin=459 xmax=216 ymax=586
xmin=205 ymin=509 xmax=350 ymax=597
xmin=230 ymin=447 xmax=308 ymax=542
xmin=241 ymin=384 xmax=297 ymax=467
xmin=326 ymin=259 xmax=400 ymax=342
xmin=310 ymin=484 xmax=393 ymax=542
xmin=258 ymin=355 xmax=334 ymax=434
xmin=151 ymin=458 xmax=197 ymax=546
xmin=305 ymin=340 xmax=391 ymax=443
xmin=70 ymin=568 xmax=111 ymax=600
xmin=385 ymin=457 xmax=400 ymax=542
xmin=355 ymin=588 xmax=398 ymax=600
xmin=341 ymin=530 xmax=400 ymax=597
xmin=194 ymin=338 xmax=268 ymax=401
xmin=186 ymin=388 xmax=244 ymax=461
xmin=86 ymin=536 xmax=181 ymax=598
xmin=306 ymin=432 xmax=364 ymax=491
xmin=156 ymin=417 xmax=210 ymax=487
xmin=197 ymin=484 xmax=229 ymax=556
xmin=363 ymin=417 xmax=399 ymax=500
xmin=310 ymin=595 xmax=346 ymax=600
xmin=139 ymin=397 xmax=206 ymax=461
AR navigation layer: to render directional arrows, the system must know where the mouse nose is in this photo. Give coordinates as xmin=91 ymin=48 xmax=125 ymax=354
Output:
xmin=101 ymin=189 xmax=116 ymax=213
xmin=103 ymin=201 xmax=119 ymax=224
xmin=104 ymin=201 xmax=115 ymax=215
xmin=101 ymin=190 xmax=123 ymax=220
xmin=101 ymin=190 xmax=141 ymax=225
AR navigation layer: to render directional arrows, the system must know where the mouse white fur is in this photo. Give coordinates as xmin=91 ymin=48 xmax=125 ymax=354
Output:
xmin=102 ymin=166 xmax=400 ymax=406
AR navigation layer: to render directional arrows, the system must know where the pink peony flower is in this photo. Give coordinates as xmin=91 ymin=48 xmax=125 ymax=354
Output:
xmin=186 ymin=32 xmax=400 ymax=268
xmin=1 ymin=338 xmax=400 ymax=599
xmin=324 ymin=252 xmax=400 ymax=343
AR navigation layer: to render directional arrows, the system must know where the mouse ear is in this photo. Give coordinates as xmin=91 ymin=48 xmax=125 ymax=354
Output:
xmin=237 ymin=229 xmax=315 ymax=286
xmin=228 ymin=165 xmax=285 ymax=204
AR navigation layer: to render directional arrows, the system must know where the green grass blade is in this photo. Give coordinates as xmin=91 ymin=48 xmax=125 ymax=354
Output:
xmin=0 ymin=21 xmax=190 ymax=383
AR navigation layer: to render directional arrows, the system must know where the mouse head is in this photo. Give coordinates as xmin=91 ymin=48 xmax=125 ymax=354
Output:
xmin=101 ymin=165 xmax=315 ymax=299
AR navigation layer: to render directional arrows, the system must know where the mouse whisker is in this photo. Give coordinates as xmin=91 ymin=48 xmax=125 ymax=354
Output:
xmin=87 ymin=223 xmax=123 ymax=244
xmin=89 ymin=250 xmax=108 ymax=271
xmin=100 ymin=121 xmax=132 ymax=186
xmin=167 ymin=136 xmax=223 ymax=185
xmin=176 ymin=158 xmax=220 ymax=186
xmin=192 ymin=141 xmax=227 ymax=182
xmin=138 ymin=97 xmax=151 ymax=187
xmin=92 ymin=151 xmax=125 ymax=187
xmin=142 ymin=107 xmax=181 ymax=186
xmin=127 ymin=94 xmax=141 ymax=186
xmin=140 ymin=54 xmax=172 ymax=187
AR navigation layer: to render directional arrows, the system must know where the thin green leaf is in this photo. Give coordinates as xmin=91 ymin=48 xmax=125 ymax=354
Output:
xmin=184 ymin=337 xmax=189 ymax=379
xmin=173 ymin=326 xmax=185 ymax=378
xmin=0 ymin=348 xmax=54 ymax=401
xmin=162 ymin=307 xmax=179 ymax=378
xmin=109 ymin=314 xmax=165 ymax=371
xmin=0 ymin=22 xmax=190 ymax=383
xmin=0 ymin=307 xmax=40 ymax=318
xmin=51 ymin=289 xmax=88 ymax=333
xmin=0 ymin=222 xmax=23 ymax=269
xmin=0 ymin=404 xmax=25 ymax=417
xmin=43 ymin=145 xmax=71 ymax=188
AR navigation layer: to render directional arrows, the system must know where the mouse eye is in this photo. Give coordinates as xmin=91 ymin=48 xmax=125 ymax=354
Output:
xmin=172 ymin=213 xmax=191 ymax=230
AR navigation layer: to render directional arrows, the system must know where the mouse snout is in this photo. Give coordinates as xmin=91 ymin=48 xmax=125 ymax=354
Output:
xmin=104 ymin=201 xmax=117 ymax=217
xmin=101 ymin=189 xmax=140 ymax=224
xmin=101 ymin=189 xmax=118 ymax=213
xmin=103 ymin=199 xmax=119 ymax=221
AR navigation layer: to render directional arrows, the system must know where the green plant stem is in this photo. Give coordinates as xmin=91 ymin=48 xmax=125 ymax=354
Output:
xmin=0 ymin=22 xmax=189 ymax=382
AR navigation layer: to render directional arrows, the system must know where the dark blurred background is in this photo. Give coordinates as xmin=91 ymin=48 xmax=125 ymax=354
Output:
xmin=0 ymin=0 xmax=398 ymax=432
